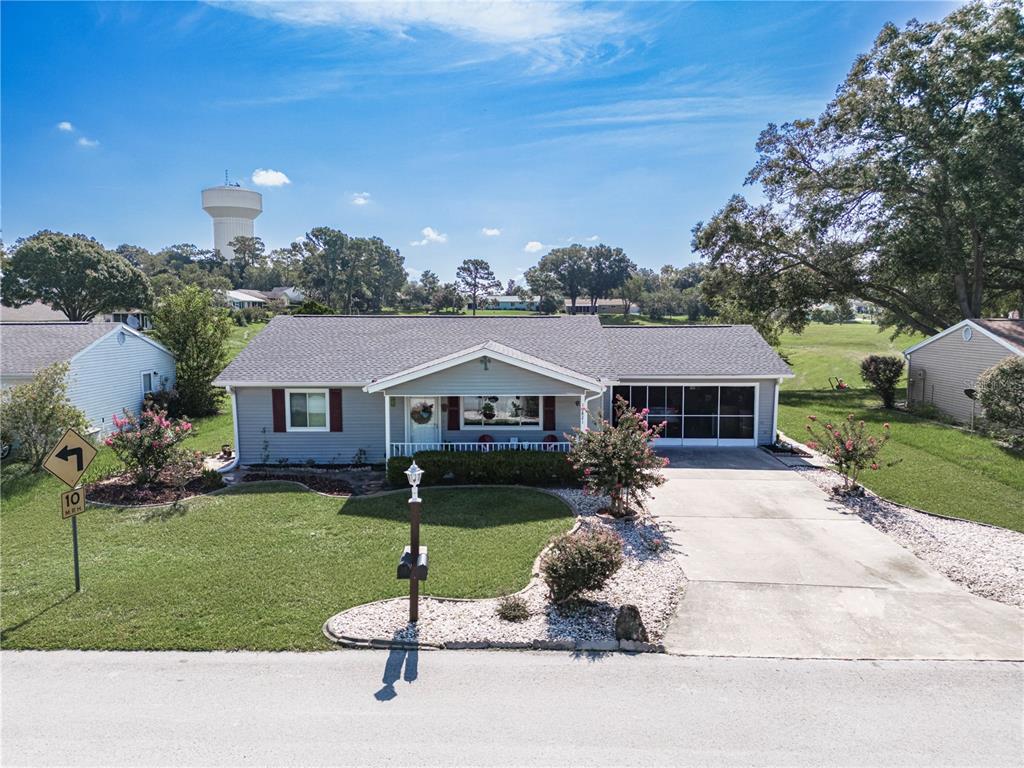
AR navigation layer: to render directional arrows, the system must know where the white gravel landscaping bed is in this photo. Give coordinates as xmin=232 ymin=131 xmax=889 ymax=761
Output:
xmin=324 ymin=489 xmax=686 ymax=650
xmin=792 ymin=466 xmax=1024 ymax=608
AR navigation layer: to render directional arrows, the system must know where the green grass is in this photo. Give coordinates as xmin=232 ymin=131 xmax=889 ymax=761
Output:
xmin=0 ymin=482 xmax=572 ymax=650
xmin=778 ymin=323 xmax=1024 ymax=531
xmin=225 ymin=321 xmax=267 ymax=359
xmin=598 ymin=313 xmax=691 ymax=326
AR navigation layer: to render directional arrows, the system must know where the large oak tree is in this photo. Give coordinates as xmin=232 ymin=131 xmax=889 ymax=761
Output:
xmin=2 ymin=231 xmax=153 ymax=321
xmin=693 ymin=0 xmax=1024 ymax=337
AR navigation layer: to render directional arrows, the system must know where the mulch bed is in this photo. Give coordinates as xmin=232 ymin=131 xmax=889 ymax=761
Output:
xmin=242 ymin=472 xmax=354 ymax=496
xmin=85 ymin=474 xmax=215 ymax=505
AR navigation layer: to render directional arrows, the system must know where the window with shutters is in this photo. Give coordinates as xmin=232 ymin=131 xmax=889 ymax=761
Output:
xmin=462 ymin=395 xmax=541 ymax=428
xmin=285 ymin=389 xmax=329 ymax=431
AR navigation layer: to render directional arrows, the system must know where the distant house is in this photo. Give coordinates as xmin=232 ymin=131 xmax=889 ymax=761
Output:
xmin=223 ymin=289 xmax=268 ymax=310
xmin=265 ymin=286 xmax=305 ymax=305
xmin=0 ymin=302 xmax=150 ymax=329
xmin=565 ymin=298 xmax=637 ymax=315
xmin=489 ymin=295 xmax=539 ymax=311
xmin=213 ymin=315 xmax=792 ymax=467
xmin=904 ymin=317 xmax=1024 ymax=424
xmin=0 ymin=322 xmax=176 ymax=436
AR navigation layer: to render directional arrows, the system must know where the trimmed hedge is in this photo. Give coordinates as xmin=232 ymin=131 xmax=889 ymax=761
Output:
xmin=386 ymin=450 xmax=581 ymax=488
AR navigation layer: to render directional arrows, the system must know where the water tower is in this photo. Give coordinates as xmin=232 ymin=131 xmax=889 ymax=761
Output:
xmin=201 ymin=175 xmax=262 ymax=260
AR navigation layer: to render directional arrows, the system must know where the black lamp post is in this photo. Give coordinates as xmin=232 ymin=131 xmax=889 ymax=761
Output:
xmin=398 ymin=461 xmax=427 ymax=623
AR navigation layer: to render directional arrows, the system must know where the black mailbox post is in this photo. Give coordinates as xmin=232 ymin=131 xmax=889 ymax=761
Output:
xmin=398 ymin=461 xmax=427 ymax=623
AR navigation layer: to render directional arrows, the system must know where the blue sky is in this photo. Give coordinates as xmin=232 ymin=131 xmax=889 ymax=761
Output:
xmin=1 ymin=1 xmax=957 ymax=283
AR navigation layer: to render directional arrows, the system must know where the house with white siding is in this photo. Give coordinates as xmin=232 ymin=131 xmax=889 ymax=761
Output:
xmin=213 ymin=315 xmax=792 ymax=466
xmin=0 ymin=322 xmax=176 ymax=436
xmin=904 ymin=317 xmax=1024 ymax=424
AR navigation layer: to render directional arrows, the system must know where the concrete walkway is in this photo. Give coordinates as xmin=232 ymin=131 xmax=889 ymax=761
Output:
xmin=652 ymin=448 xmax=1023 ymax=660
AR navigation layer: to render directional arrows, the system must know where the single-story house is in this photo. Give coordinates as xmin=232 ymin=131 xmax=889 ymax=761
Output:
xmin=488 ymin=295 xmax=540 ymax=311
xmin=223 ymin=289 xmax=268 ymax=310
xmin=213 ymin=315 xmax=792 ymax=465
xmin=0 ymin=322 xmax=176 ymax=436
xmin=905 ymin=317 xmax=1024 ymax=424
xmin=1 ymin=301 xmax=151 ymax=329
xmin=566 ymin=298 xmax=638 ymax=315
xmin=265 ymin=286 xmax=305 ymax=305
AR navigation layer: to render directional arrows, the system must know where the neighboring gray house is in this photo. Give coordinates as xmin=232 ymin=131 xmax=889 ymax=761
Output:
xmin=214 ymin=315 xmax=792 ymax=465
xmin=905 ymin=317 xmax=1024 ymax=424
xmin=0 ymin=323 xmax=176 ymax=436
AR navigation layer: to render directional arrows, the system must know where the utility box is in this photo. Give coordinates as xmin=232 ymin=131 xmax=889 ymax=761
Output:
xmin=397 ymin=546 xmax=428 ymax=580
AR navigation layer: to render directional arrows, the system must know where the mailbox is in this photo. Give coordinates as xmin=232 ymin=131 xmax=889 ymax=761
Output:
xmin=397 ymin=546 xmax=428 ymax=581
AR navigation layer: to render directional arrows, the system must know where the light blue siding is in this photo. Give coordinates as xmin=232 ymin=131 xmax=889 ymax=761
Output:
xmin=68 ymin=329 xmax=176 ymax=435
xmin=235 ymin=386 xmax=387 ymax=464
xmin=386 ymin=358 xmax=593 ymax=396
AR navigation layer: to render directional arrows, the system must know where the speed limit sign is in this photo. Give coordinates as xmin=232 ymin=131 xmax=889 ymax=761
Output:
xmin=61 ymin=487 xmax=86 ymax=519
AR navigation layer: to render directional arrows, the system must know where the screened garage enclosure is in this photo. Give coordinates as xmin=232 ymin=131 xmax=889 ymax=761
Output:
xmin=611 ymin=384 xmax=759 ymax=446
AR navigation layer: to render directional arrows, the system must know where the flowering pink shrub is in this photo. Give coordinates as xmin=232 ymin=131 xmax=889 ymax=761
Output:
xmin=805 ymin=413 xmax=891 ymax=491
xmin=567 ymin=396 xmax=667 ymax=517
xmin=104 ymin=408 xmax=194 ymax=484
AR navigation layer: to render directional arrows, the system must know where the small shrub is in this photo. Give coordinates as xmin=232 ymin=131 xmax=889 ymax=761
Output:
xmin=104 ymin=408 xmax=194 ymax=485
xmin=805 ymin=413 xmax=892 ymax=491
xmin=860 ymin=354 xmax=905 ymax=408
xmin=0 ymin=362 xmax=89 ymax=469
xmin=976 ymin=356 xmax=1024 ymax=434
xmin=540 ymin=527 xmax=623 ymax=605
xmin=496 ymin=595 xmax=530 ymax=622
xmin=144 ymin=388 xmax=183 ymax=418
xmin=199 ymin=467 xmax=226 ymax=491
xmin=567 ymin=396 xmax=667 ymax=517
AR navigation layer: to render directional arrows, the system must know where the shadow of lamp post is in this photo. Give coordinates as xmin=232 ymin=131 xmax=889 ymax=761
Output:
xmin=397 ymin=460 xmax=428 ymax=623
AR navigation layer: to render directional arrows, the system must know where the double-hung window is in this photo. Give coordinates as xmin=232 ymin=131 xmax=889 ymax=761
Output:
xmin=287 ymin=389 xmax=328 ymax=431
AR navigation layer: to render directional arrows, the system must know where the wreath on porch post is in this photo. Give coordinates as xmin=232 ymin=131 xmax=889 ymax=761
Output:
xmin=410 ymin=401 xmax=434 ymax=425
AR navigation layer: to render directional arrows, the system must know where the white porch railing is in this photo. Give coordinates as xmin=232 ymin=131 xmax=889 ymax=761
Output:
xmin=390 ymin=441 xmax=570 ymax=458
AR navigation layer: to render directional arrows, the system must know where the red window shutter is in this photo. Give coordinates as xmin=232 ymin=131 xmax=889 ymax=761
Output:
xmin=330 ymin=389 xmax=343 ymax=432
xmin=272 ymin=389 xmax=286 ymax=432
xmin=447 ymin=396 xmax=461 ymax=430
xmin=542 ymin=396 xmax=556 ymax=431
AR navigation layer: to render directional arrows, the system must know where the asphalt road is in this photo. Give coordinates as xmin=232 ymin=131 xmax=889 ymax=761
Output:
xmin=3 ymin=651 xmax=1022 ymax=767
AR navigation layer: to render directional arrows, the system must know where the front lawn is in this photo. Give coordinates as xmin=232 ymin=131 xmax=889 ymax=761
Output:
xmin=778 ymin=323 xmax=1024 ymax=532
xmin=0 ymin=481 xmax=572 ymax=650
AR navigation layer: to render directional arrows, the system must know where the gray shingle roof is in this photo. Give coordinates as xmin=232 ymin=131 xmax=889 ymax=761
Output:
xmin=603 ymin=324 xmax=792 ymax=377
xmin=0 ymin=322 xmax=119 ymax=377
xmin=974 ymin=319 xmax=1024 ymax=354
xmin=214 ymin=315 xmax=791 ymax=385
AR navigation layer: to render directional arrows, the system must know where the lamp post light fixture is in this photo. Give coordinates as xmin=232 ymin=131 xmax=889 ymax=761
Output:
xmin=398 ymin=461 xmax=428 ymax=623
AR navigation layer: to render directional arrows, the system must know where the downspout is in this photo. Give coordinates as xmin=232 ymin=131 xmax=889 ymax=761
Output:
xmin=581 ymin=386 xmax=604 ymax=429
xmin=772 ymin=377 xmax=781 ymax=445
xmin=217 ymin=385 xmax=241 ymax=474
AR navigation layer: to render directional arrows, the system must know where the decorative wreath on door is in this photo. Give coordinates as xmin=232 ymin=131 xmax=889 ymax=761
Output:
xmin=410 ymin=401 xmax=434 ymax=425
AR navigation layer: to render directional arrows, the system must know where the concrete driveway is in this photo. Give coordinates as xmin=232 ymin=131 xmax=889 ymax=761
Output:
xmin=651 ymin=449 xmax=1023 ymax=660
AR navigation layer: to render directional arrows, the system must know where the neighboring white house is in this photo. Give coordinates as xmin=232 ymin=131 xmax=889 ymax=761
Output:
xmin=265 ymin=286 xmax=305 ymax=305
xmin=489 ymin=295 xmax=539 ymax=311
xmin=0 ymin=301 xmax=151 ymax=329
xmin=223 ymin=289 xmax=268 ymax=310
xmin=0 ymin=322 xmax=176 ymax=436
xmin=904 ymin=317 xmax=1024 ymax=425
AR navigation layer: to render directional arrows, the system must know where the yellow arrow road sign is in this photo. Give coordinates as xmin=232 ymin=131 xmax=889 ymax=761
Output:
xmin=43 ymin=428 xmax=98 ymax=488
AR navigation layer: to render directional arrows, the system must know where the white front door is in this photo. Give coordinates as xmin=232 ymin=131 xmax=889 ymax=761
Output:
xmin=407 ymin=397 xmax=441 ymax=446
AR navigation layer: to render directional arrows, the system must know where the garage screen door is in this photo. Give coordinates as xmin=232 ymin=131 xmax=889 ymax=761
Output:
xmin=611 ymin=385 xmax=756 ymax=445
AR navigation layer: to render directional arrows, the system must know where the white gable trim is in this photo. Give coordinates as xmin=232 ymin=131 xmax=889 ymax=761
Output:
xmin=363 ymin=341 xmax=603 ymax=394
xmin=903 ymin=319 xmax=1023 ymax=358
xmin=69 ymin=323 xmax=174 ymax=364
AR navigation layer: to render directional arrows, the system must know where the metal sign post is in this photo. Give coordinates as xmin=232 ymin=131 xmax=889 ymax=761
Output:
xmin=46 ymin=430 xmax=97 ymax=593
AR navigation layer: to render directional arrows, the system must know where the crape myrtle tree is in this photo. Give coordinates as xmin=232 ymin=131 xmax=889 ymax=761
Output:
xmin=1 ymin=231 xmax=153 ymax=321
xmin=455 ymin=258 xmax=501 ymax=316
xmin=693 ymin=0 xmax=1024 ymax=339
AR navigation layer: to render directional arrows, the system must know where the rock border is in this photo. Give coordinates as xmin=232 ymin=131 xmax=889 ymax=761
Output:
xmin=322 ymin=489 xmax=684 ymax=653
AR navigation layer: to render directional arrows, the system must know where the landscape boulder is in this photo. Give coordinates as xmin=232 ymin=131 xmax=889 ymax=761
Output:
xmin=614 ymin=604 xmax=648 ymax=642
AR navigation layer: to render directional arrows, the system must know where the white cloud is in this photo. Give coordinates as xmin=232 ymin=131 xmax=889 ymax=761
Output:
xmin=57 ymin=121 xmax=74 ymax=132
xmin=351 ymin=192 xmax=371 ymax=206
xmin=585 ymin=235 xmax=600 ymax=242
xmin=411 ymin=226 xmax=447 ymax=246
xmin=481 ymin=227 xmax=501 ymax=237
xmin=251 ymin=168 xmax=291 ymax=187
xmin=523 ymin=241 xmax=544 ymax=253
xmin=76 ymin=137 xmax=99 ymax=148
